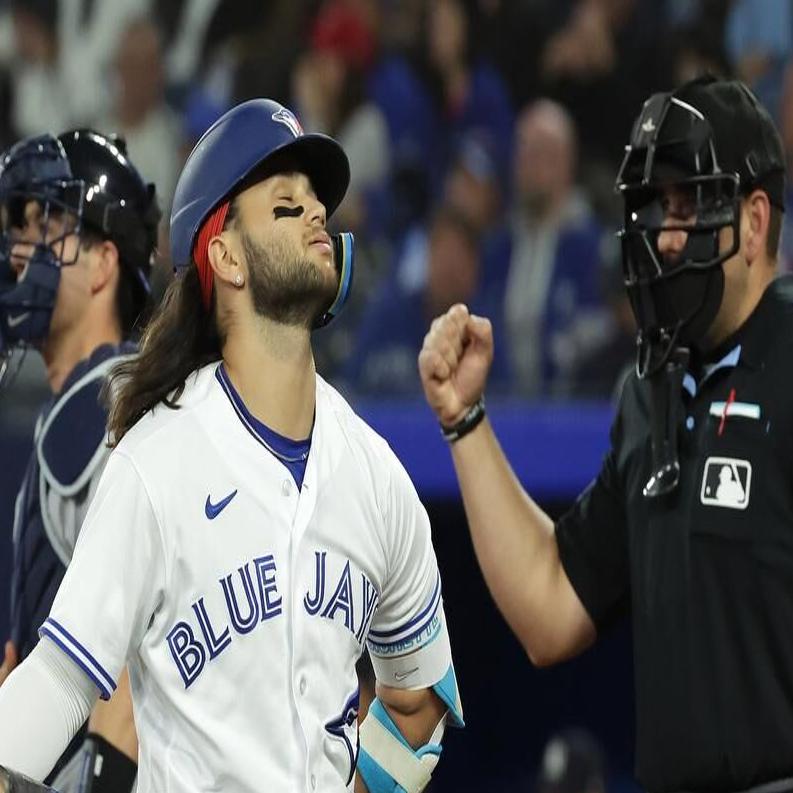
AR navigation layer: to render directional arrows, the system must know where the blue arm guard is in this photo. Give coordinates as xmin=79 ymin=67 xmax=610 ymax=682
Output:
xmin=357 ymin=699 xmax=442 ymax=793
xmin=357 ymin=665 xmax=463 ymax=793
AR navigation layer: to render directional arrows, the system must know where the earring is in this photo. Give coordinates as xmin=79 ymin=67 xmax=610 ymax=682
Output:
xmin=234 ymin=273 xmax=244 ymax=287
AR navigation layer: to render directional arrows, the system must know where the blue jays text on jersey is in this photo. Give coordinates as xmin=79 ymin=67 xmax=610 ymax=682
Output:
xmin=167 ymin=550 xmax=380 ymax=688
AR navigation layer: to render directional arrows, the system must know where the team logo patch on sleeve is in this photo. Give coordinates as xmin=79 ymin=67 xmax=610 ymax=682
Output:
xmin=700 ymin=456 xmax=752 ymax=510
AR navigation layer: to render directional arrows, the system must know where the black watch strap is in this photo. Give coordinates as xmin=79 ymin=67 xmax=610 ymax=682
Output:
xmin=440 ymin=397 xmax=486 ymax=443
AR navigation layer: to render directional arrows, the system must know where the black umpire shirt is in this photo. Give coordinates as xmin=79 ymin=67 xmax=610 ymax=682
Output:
xmin=557 ymin=276 xmax=793 ymax=792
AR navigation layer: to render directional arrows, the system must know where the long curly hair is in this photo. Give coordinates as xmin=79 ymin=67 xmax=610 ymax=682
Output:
xmin=104 ymin=264 xmax=224 ymax=446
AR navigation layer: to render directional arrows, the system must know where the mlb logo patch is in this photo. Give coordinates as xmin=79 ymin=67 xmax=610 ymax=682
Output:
xmin=700 ymin=457 xmax=752 ymax=510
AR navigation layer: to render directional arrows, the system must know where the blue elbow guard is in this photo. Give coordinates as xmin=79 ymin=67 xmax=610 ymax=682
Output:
xmin=357 ymin=699 xmax=442 ymax=793
xmin=357 ymin=664 xmax=463 ymax=792
xmin=431 ymin=664 xmax=464 ymax=728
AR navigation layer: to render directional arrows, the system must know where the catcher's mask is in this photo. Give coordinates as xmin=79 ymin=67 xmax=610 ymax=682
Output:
xmin=0 ymin=129 xmax=160 ymax=381
xmin=615 ymin=76 xmax=785 ymax=379
xmin=0 ymin=134 xmax=85 ymax=365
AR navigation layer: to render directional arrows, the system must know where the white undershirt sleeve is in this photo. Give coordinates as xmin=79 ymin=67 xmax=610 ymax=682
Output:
xmin=0 ymin=636 xmax=98 ymax=780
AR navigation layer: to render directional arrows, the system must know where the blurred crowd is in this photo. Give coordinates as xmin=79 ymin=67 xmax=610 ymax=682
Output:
xmin=2 ymin=0 xmax=793 ymax=405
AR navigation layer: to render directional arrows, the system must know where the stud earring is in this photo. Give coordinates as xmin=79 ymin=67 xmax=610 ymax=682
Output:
xmin=234 ymin=273 xmax=244 ymax=287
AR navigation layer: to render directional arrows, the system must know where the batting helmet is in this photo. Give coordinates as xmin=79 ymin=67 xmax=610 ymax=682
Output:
xmin=170 ymin=99 xmax=350 ymax=268
xmin=169 ymin=99 xmax=354 ymax=327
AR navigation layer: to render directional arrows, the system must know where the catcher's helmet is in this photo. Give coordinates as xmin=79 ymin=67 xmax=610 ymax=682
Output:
xmin=0 ymin=129 xmax=160 ymax=359
xmin=58 ymin=129 xmax=161 ymax=312
xmin=170 ymin=99 xmax=350 ymax=269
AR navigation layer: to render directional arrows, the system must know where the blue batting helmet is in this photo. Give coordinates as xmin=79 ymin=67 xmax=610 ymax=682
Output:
xmin=170 ymin=99 xmax=351 ymax=270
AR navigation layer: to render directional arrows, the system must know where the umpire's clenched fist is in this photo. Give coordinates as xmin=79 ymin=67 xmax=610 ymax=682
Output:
xmin=418 ymin=303 xmax=493 ymax=426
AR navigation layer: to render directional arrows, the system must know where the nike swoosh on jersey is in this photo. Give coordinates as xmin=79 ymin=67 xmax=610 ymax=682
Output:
xmin=393 ymin=667 xmax=419 ymax=682
xmin=205 ymin=489 xmax=238 ymax=519
xmin=7 ymin=312 xmax=30 ymax=328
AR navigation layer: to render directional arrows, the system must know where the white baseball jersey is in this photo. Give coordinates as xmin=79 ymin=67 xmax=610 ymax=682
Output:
xmin=41 ymin=362 xmax=456 ymax=793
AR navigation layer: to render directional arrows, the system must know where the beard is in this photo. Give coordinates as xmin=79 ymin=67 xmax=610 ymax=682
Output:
xmin=243 ymin=231 xmax=338 ymax=328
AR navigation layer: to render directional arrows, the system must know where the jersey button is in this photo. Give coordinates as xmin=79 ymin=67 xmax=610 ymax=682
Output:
xmin=299 ymin=676 xmax=307 ymax=695
xmin=282 ymin=479 xmax=292 ymax=496
xmin=310 ymin=774 xmax=317 ymax=789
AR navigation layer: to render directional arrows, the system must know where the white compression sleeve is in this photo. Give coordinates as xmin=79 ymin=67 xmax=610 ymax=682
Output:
xmin=0 ymin=636 xmax=98 ymax=780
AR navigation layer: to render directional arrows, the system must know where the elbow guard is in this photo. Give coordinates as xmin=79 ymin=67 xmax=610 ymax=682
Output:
xmin=357 ymin=699 xmax=445 ymax=793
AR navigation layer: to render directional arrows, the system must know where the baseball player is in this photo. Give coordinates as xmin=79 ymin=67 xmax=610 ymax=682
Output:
xmin=0 ymin=130 xmax=160 ymax=791
xmin=419 ymin=75 xmax=793 ymax=791
xmin=0 ymin=99 xmax=463 ymax=793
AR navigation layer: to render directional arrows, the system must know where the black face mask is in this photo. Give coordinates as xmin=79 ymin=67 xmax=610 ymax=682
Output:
xmin=615 ymin=82 xmax=745 ymax=378
xmin=617 ymin=176 xmax=736 ymax=499
xmin=618 ymin=172 xmax=739 ymax=378
xmin=628 ymin=255 xmax=726 ymax=377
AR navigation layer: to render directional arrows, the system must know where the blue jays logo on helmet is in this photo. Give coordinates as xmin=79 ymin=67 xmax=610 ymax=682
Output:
xmin=169 ymin=98 xmax=355 ymax=328
xmin=271 ymin=107 xmax=303 ymax=138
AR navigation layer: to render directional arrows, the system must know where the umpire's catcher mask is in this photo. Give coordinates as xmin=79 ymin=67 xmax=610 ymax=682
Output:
xmin=615 ymin=75 xmax=785 ymax=379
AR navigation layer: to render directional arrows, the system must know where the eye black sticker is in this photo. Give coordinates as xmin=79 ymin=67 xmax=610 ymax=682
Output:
xmin=274 ymin=205 xmax=304 ymax=219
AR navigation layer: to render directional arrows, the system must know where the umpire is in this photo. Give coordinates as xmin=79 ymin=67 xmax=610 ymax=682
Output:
xmin=419 ymin=74 xmax=793 ymax=792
